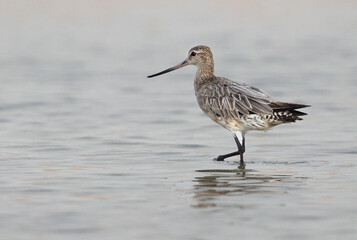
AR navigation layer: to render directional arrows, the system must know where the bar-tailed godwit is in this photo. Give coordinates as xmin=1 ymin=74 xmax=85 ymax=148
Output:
xmin=148 ymin=45 xmax=309 ymax=166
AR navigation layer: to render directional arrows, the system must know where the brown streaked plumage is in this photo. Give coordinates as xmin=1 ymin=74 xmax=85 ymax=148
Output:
xmin=148 ymin=45 xmax=310 ymax=166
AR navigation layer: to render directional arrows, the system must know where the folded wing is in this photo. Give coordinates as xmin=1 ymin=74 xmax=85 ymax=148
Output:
xmin=197 ymin=78 xmax=274 ymax=119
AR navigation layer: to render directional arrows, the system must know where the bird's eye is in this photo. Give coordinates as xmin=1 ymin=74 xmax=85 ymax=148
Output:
xmin=191 ymin=52 xmax=196 ymax=56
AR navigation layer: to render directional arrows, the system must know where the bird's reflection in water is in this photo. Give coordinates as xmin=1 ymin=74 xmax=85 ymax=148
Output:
xmin=193 ymin=167 xmax=296 ymax=208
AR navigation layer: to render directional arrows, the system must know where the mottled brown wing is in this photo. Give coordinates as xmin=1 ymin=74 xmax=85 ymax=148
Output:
xmin=197 ymin=78 xmax=273 ymax=119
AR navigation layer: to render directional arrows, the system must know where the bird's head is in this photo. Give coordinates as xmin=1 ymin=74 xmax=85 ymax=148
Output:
xmin=147 ymin=45 xmax=214 ymax=78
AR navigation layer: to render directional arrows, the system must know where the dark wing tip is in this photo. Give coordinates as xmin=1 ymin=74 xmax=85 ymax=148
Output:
xmin=290 ymin=110 xmax=308 ymax=116
xmin=270 ymin=102 xmax=311 ymax=110
xmin=293 ymin=103 xmax=311 ymax=109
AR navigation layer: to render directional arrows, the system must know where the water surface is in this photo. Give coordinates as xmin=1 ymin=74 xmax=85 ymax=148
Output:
xmin=0 ymin=1 xmax=356 ymax=240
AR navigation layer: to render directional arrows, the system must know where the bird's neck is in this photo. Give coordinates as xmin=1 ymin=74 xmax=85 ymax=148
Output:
xmin=195 ymin=64 xmax=215 ymax=82
xmin=194 ymin=65 xmax=215 ymax=93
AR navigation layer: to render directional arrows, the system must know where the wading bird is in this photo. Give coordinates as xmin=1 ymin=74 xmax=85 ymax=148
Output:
xmin=148 ymin=45 xmax=309 ymax=166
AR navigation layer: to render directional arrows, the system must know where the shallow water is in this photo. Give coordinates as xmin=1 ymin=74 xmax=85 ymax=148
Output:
xmin=0 ymin=1 xmax=357 ymax=240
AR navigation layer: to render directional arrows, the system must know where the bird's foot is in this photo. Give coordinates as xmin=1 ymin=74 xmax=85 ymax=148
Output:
xmin=214 ymin=155 xmax=226 ymax=161
xmin=238 ymin=161 xmax=246 ymax=169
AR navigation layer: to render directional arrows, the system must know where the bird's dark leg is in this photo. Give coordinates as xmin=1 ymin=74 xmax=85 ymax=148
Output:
xmin=215 ymin=151 xmax=240 ymax=161
xmin=215 ymin=133 xmax=246 ymax=163
xmin=234 ymin=134 xmax=245 ymax=166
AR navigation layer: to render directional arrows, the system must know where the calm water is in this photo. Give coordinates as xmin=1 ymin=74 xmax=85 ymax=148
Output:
xmin=1 ymin=1 xmax=357 ymax=240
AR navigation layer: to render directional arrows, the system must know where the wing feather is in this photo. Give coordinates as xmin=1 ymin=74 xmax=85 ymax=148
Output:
xmin=197 ymin=78 xmax=273 ymax=119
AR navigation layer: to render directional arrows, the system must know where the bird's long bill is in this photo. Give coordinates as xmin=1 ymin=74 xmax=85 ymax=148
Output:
xmin=147 ymin=59 xmax=189 ymax=78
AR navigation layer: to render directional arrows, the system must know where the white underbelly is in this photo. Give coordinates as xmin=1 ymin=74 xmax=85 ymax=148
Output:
xmin=205 ymin=112 xmax=280 ymax=132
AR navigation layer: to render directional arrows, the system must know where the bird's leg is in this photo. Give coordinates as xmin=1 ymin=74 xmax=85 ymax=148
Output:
xmin=234 ymin=132 xmax=245 ymax=166
xmin=215 ymin=132 xmax=246 ymax=162
xmin=242 ymin=137 xmax=246 ymax=152
xmin=215 ymin=151 xmax=240 ymax=161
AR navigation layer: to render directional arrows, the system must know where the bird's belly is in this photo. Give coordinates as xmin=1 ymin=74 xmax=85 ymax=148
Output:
xmin=204 ymin=111 xmax=277 ymax=132
xmin=240 ymin=115 xmax=277 ymax=131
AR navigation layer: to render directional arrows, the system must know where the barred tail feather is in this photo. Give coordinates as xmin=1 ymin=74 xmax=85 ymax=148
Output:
xmin=269 ymin=101 xmax=310 ymax=123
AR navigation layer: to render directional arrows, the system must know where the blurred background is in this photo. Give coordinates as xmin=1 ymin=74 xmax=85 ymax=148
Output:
xmin=0 ymin=1 xmax=356 ymax=240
